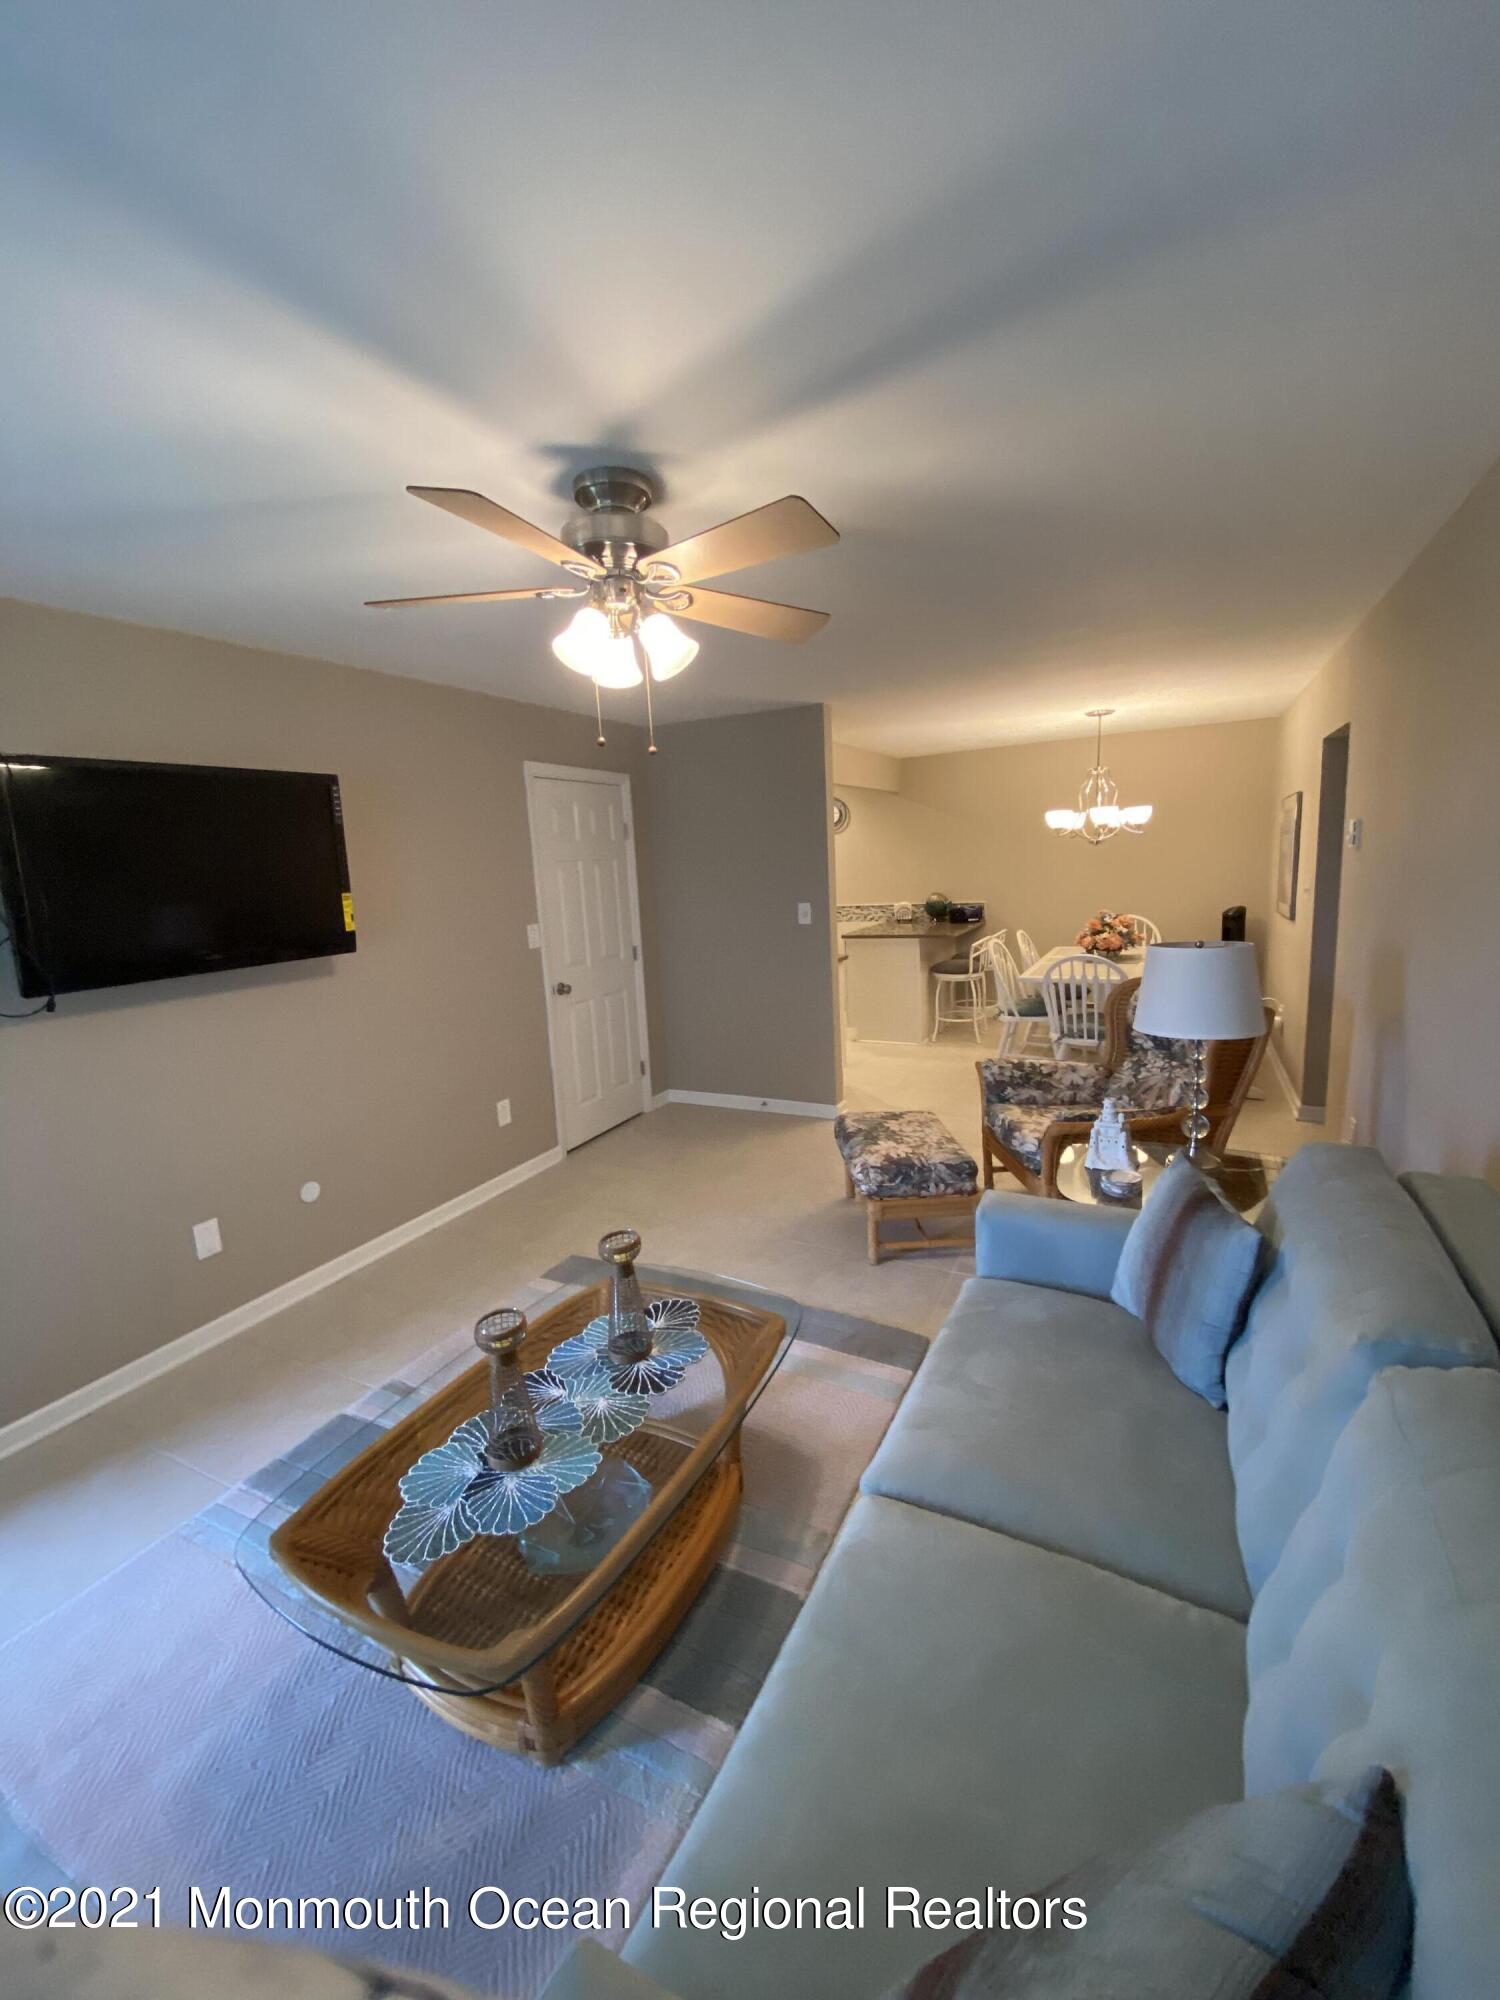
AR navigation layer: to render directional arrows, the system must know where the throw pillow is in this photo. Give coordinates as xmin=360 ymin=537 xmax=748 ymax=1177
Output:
xmin=1110 ymin=1151 xmax=1263 ymax=1406
xmin=887 ymin=1767 xmax=1411 ymax=2000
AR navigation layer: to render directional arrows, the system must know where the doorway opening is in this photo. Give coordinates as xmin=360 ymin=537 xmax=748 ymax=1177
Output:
xmin=1301 ymin=724 xmax=1350 ymax=1119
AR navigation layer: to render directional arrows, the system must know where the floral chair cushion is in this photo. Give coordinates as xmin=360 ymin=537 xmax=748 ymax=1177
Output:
xmin=977 ymin=1056 xmax=1109 ymax=1111
xmin=984 ymin=1101 xmax=1099 ymax=1173
xmin=834 ymin=1109 xmax=978 ymax=1198
xmin=1112 ymin=990 xmax=1195 ymax=1110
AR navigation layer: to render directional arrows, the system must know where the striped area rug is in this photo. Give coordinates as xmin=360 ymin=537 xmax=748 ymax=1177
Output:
xmin=0 ymin=1266 xmax=922 ymax=1998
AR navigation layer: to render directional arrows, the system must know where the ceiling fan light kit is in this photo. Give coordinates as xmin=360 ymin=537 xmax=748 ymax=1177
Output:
xmin=367 ymin=465 xmax=837 ymax=751
xmin=1045 ymin=708 xmax=1153 ymax=844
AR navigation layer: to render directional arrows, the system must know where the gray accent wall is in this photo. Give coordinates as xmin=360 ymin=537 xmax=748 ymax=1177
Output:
xmin=646 ymin=706 xmax=840 ymax=1108
xmin=0 ymin=599 xmax=667 ymax=1426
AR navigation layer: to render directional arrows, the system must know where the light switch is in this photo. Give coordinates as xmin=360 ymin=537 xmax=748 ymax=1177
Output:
xmin=526 ymin=923 xmax=541 ymax=950
xmin=193 ymin=1217 xmax=222 ymax=1260
xmin=797 ymin=902 xmax=813 ymax=925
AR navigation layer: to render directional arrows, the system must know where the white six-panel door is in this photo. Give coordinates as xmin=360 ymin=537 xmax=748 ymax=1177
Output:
xmin=526 ymin=768 xmax=646 ymax=1150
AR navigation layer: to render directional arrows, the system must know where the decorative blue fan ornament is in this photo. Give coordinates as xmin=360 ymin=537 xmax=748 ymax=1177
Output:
xmin=528 ymin=1364 xmax=651 ymax=1445
xmin=384 ymin=1389 xmax=600 ymax=1567
xmin=548 ymin=1295 xmax=708 ymax=1395
xmin=383 ymin=1279 xmax=709 ymax=1566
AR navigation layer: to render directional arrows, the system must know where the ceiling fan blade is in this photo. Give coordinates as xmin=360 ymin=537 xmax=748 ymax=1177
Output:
xmin=365 ymin=585 xmax=583 ymax=609
xmin=671 ymin=586 xmax=830 ymax=643
xmin=406 ymin=486 xmax=599 ymax=573
xmin=648 ymin=496 xmax=838 ymax=585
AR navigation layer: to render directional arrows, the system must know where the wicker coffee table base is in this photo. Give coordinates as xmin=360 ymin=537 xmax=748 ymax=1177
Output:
xmin=405 ymin=1441 xmax=742 ymax=1763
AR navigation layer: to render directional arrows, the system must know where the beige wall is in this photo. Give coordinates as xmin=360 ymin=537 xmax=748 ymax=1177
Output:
xmin=835 ymin=718 xmax=1279 ymax=958
xmin=648 ymin=706 xmax=840 ymax=1107
xmin=0 ymin=598 xmax=664 ymax=1427
xmin=1264 ymin=455 xmax=1500 ymax=1183
xmin=832 ymin=741 xmax=900 ymax=793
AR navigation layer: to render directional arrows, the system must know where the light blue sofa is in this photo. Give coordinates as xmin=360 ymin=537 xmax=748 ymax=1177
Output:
xmin=597 ymin=1145 xmax=1500 ymax=2000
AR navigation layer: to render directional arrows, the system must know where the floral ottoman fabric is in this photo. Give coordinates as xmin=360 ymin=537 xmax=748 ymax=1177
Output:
xmin=834 ymin=1110 xmax=979 ymax=1199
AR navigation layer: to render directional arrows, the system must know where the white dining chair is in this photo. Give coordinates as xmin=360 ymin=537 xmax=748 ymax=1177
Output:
xmin=1041 ymin=953 xmax=1127 ymax=1057
xmin=1013 ymin=928 xmax=1039 ymax=972
xmin=988 ymin=935 xmax=1049 ymax=1056
xmin=1125 ymin=915 xmax=1162 ymax=944
xmin=929 ymin=933 xmax=994 ymax=1043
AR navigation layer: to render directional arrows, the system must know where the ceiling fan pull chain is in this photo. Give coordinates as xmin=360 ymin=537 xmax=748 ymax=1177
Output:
xmin=593 ymin=677 xmax=606 ymax=746
xmin=639 ymin=635 xmax=658 ymax=754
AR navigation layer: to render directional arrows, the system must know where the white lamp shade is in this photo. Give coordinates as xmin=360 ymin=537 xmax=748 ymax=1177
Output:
xmin=1133 ymin=940 xmax=1264 ymax=1040
xmin=550 ymin=607 xmax=642 ymax=687
xmin=638 ymin=612 xmax=699 ymax=681
xmin=589 ymin=634 xmax=644 ymax=688
xmin=551 ymin=606 xmax=609 ymax=675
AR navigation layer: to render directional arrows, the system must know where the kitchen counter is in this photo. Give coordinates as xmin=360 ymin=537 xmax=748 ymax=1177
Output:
xmin=841 ymin=918 xmax=981 ymax=940
xmin=842 ymin=920 xmax=983 ymax=1042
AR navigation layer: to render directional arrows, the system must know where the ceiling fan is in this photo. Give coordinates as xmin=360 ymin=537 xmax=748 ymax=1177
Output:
xmin=367 ymin=467 xmax=839 ymax=749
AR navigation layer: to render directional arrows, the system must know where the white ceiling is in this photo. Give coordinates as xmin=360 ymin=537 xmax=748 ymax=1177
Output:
xmin=3 ymin=3 xmax=1498 ymax=756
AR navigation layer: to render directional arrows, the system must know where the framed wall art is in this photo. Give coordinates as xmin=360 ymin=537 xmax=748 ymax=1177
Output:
xmin=1276 ymin=790 xmax=1303 ymax=920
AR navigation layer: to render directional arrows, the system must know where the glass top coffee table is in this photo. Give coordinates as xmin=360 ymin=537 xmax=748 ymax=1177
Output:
xmin=236 ymin=1266 xmax=797 ymax=1762
xmin=1055 ymin=1140 xmax=1283 ymax=1218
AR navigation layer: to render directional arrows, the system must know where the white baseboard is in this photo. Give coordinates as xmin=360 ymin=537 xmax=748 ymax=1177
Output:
xmin=653 ymin=1089 xmax=838 ymax=1119
xmin=0 ymin=1144 xmax=564 ymax=1464
xmin=1264 ymin=1038 xmax=1309 ymax=1120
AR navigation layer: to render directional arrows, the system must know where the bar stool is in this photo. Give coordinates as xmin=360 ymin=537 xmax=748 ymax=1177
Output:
xmin=930 ymin=932 xmax=995 ymax=1043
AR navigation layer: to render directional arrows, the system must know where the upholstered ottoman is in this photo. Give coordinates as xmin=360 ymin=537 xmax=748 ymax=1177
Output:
xmin=834 ymin=1110 xmax=980 ymax=1264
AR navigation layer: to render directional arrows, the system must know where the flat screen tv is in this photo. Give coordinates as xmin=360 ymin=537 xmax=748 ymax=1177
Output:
xmin=0 ymin=754 xmax=356 ymax=999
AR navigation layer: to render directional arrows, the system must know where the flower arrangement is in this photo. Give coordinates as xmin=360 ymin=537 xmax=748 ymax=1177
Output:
xmin=1075 ymin=909 xmax=1143 ymax=955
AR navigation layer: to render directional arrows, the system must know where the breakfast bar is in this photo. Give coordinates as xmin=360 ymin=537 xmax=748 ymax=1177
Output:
xmin=841 ymin=917 xmax=981 ymax=1042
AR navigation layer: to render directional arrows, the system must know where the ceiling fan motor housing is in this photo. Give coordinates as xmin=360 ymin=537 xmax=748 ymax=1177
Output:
xmin=563 ymin=465 xmax=669 ymax=567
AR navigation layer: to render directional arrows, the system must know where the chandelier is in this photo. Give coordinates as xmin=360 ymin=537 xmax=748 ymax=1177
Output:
xmin=1044 ymin=709 xmax=1153 ymax=845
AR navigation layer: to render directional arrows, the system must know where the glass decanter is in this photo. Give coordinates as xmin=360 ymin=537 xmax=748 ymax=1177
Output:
xmin=472 ymin=1307 xmax=544 ymax=1470
xmin=599 ymin=1228 xmax=653 ymax=1367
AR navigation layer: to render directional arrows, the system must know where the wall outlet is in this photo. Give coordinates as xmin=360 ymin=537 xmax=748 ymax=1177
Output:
xmin=526 ymin=923 xmax=541 ymax=950
xmin=193 ymin=1217 xmax=222 ymax=1260
xmin=797 ymin=902 xmax=813 ymax=925
xmin=1346 ymin=817 xmax=1363 ymax=850
xmin=496 ymin=1098 xmax=512 ymax=1128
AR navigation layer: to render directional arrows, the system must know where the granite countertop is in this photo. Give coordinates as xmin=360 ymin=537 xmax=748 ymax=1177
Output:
xmin=842 ymin=918 xmax=982 ymax=939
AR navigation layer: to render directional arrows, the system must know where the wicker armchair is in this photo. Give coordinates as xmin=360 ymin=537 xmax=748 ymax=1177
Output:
xmin=976 ymin=976 xmax=1272 ymax=1196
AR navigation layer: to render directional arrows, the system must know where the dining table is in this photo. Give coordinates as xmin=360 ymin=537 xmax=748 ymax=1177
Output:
xmin=1018 ymin=944 xmax=1146 ymax=987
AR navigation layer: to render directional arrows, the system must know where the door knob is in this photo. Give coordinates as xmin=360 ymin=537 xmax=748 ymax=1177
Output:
xmin=554 ymin=981 xmax=572 ymax=996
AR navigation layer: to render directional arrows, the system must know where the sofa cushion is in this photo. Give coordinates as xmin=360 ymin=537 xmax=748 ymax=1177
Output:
xmin=883 ymin=1767 xmax=1411 ymax=2000
xmin=623 ymin=1494 xmax=1247 ymax=2000
xmin=1399 ymin=1171 xmax=1500 ymax=1343
xmin=1244 ymin=1366 xmax=1500 ymax=2000
xmin=1111 ymin=1154 xmax=1264 ymax=1408
xmin=974 ymin=1190 xmax=1136 ymax=1297
xmin=1225 ymin=1144 xmax=1496 ymax=1595
xmin=861 ymin=1276 xmax=1251 ymax=1619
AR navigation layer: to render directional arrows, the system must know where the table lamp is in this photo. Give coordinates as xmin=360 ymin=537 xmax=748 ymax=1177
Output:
xmin=1133 ymin=940 xmax=1264 ymax=1170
